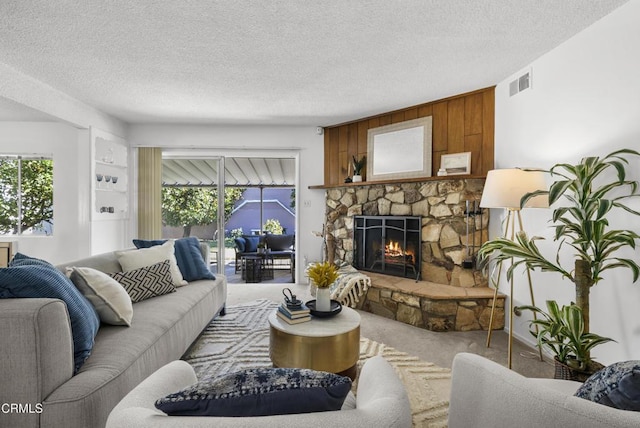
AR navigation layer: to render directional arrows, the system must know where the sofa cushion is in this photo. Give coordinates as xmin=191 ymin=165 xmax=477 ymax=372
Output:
xmin=242 ymin=235 xmax=261 ymax=252
xmin=155 ymin=367 xmax=351 ymax=417
xmin=68 ymin=267 xmax=133 ymax=326
xmin=109 ymin=260 xmax=176 ymax=303
xmin=133 ymin=238 xmax=215 ymax=282
xmin=0 ymin=253 xmax=100 ymax=372
xmin=265 ymin=234 xmax=294 ymax=251
xmin=234 ymin=237 xmax=246 ymax=253
xmin=575 ymin=360 xmax=640 ymax=411
xmin=117 ymin=240 xmax=187 ymax=287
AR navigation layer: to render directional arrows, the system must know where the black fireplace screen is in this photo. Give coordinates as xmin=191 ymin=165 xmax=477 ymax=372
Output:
xmin=353 ymin=215 xmax=421 ymax=280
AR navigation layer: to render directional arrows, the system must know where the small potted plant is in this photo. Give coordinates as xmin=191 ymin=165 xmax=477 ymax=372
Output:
xmin=518 ymin=300 xmax=614 ymax=381
xmin=352 ymin=155 xmax=366 ymax=182
xmin=257 ymin=242 xmax=266 ymax=254
xmin=307 ymin=261 xmax=339 ymax=312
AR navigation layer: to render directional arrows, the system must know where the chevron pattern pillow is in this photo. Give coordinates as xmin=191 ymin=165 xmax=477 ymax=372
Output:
xmin=109 ymin=260 xmax=175 ymax=303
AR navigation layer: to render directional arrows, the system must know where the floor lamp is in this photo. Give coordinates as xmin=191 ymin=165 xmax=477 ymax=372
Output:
xmin=480 ymin=168 xmax=548 ymax=369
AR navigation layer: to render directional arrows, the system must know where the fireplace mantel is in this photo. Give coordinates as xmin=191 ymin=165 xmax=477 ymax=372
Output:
xmin=308 ymin=174 xmax=486 ymax=190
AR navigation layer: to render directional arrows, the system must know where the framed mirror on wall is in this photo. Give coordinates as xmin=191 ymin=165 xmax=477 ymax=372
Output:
xmin=366 ymin=116 xmax=432 ymax=182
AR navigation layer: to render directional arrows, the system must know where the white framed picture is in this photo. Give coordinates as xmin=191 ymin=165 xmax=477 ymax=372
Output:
xmin=366 ymin=116 xmax=433 ymax=181
xmin=440 ymin=152 xmax=471 ymax=175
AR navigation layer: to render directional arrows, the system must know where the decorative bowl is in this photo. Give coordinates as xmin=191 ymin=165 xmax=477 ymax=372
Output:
xmin=305 ymin=300 xmax=342 ymax=318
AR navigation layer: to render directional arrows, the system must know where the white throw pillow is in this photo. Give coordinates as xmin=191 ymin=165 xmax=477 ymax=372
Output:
xmin=68 ymin=266 xmax=134 ymax=326
xmin=116 ymin=240 xmax=187 ymax=287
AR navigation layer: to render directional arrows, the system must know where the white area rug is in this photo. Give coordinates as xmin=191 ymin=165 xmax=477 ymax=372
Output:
xmin=183 ymin=299 xmax=451 ymax=427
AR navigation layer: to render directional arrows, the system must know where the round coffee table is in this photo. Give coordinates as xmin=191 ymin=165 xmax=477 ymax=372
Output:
xmin=268 ymin=306 xmax=361 ymax=380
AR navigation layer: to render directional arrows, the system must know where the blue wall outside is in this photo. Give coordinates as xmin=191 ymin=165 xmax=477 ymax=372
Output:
xmin=225 ymin=187 xmax=296 ymax=236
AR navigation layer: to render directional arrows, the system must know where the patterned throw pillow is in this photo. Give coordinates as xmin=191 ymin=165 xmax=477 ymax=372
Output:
xmin=68 ymin=267 xmax=133 ymax=326
xmin=0 ymin=253 xmax=100 ymax=372
xmin=155 ymin=367 xmax=352 ymax=417
xmin=575 ymin=360 xmax=640 ymax=411
xmin=116 ymin=240 xmax=187 ymax=287
xmin=133 ymin=237 xmax=215 ymax=282
xmin=109 ymin=260 xmax=175 ymax=303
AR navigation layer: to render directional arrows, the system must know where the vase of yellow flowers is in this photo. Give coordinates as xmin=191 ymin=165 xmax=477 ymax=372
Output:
xmin=308 ymin=262 xmax=339 ymax=312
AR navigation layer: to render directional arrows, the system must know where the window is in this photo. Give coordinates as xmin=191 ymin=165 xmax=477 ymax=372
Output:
xmin=0 ymin=155 xmax=53 ymax=236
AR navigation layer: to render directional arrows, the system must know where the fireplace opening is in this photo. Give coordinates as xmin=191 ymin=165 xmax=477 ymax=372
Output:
xmin=353 ymin=215 xmax=421 ymax=280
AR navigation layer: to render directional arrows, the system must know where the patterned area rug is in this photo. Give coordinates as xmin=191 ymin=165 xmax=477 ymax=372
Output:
xmin=183 ymin=299 xmax=451 ymax=427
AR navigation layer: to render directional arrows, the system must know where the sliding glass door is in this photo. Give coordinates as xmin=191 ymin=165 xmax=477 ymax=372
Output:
xmin=160 ymin=155 xmax=226 ymax=274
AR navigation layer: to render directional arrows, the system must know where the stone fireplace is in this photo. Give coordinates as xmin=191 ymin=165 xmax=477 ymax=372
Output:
xmin=353 ymin=215 xmax=421 ymax=280
xmin=323 ymin=178 xmax=505 ymax=332
xmin=325 ymin=178 xmax=488 ymax=288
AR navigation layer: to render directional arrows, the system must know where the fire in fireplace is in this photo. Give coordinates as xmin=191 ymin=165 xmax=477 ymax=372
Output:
xmin=353 ymin=215 xmax=421 ymax=280
xmin=385 ymin=240 xmax=414 ymax=264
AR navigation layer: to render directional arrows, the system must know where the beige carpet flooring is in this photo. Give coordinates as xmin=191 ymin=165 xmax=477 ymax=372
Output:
xmin=183 ymin=299 xmax=452 ymax=427
xmin=225 ymin=281 xmax=555 ymax=378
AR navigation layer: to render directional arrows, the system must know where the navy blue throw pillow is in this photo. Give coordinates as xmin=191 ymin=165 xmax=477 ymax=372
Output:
xmin=575 ymin=360 xmax=640 ymax=411
xmin=173 ymin=237 xmax=215 ymax=281
xmin=132 ymin=239 xmax=165 ymax=249
xmin=155 ymin=367 xmax=351 ymax=417
xmin=242 ymin=235 xmax=261 ymax=252
xmin=1 ymin=253 xmax=100 ymax=372
xmin=234 ymin=237 xmax=246 ymax=253
xmin=133 ymin=238 xmax=215 ymax=282
xmin=10 ymin=252 xmax=54 ymax=267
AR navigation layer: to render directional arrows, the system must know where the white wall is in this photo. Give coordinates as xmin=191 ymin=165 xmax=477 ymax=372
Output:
xmin=127 ymin=124 xmax=326 ymax=282
xmin=1 ymin=60 xmax=130 ymax=261
xmin=0 ymin=123 xmax=92 ymax=263
xmin=0 ymin=62 xmax=126 ymax=136
xmin=494 ymin=0 xmax=640 ymax=364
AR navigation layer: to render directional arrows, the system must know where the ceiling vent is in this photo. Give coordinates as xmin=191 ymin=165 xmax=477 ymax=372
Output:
xmin=509 ymin=69 xmax=532 ymax=97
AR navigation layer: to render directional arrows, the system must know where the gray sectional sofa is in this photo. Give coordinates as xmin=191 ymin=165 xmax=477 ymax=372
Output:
xmin=0 ymin=244 xmax=226 ymax=428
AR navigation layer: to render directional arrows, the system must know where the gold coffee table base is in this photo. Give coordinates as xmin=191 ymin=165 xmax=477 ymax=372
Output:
xmin=268 ymin=307 xmax=361 ymax=380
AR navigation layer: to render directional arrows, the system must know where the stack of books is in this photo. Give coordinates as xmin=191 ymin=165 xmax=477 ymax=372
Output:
xmin=276 ymin=303 xmax=311 ymax=324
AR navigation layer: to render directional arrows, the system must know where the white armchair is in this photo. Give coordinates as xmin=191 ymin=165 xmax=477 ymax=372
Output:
xmin=448 ymin=353 xmax=640 ymax=428
xmin=107 ymin=355 xmax=411 ymax=428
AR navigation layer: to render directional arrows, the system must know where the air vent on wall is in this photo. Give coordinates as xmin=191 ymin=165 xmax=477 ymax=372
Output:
xmin=509 ymin=69 xmax=532 ymax=97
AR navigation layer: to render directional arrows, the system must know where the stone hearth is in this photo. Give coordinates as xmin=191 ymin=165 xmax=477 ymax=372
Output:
xmin=359 ymin=272 xmax=505 ymax=332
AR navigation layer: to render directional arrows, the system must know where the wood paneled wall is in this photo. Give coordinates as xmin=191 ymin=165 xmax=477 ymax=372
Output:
xmin=323 ymin=87 xmax=495 ymax=186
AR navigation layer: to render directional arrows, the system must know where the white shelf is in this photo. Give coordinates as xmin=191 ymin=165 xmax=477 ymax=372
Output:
xmin=95 ymin=188 xmax=127 ymax=193
xmin=95 ymin=160 xmax=127 ymax=168
xmin=91 ymin=128 xmax=129 ymax=221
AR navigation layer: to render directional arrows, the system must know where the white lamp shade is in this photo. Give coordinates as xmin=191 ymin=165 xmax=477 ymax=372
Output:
xmin=480 ymin=169 xmax=548 ymax=209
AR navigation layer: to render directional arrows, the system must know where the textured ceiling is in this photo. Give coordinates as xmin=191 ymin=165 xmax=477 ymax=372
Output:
xmin=0 ymin=1 xmax=629 ymax=126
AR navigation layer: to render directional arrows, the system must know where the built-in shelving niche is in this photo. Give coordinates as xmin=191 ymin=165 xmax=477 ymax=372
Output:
xmin=90 ymin=127 xmax=129 ymax=221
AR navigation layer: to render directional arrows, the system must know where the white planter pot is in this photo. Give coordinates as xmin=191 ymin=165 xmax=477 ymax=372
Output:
xmin=315 ymin=287 xmax=331 ymax=312
xmin=352 ymin=175 xmax=362 ymax=182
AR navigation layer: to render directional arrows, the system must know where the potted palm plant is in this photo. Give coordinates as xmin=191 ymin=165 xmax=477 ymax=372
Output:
xmin=479 ymin=149 xmax=640 ymax=340
xmin=518 ymin=300 xmax=614 ymax=380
